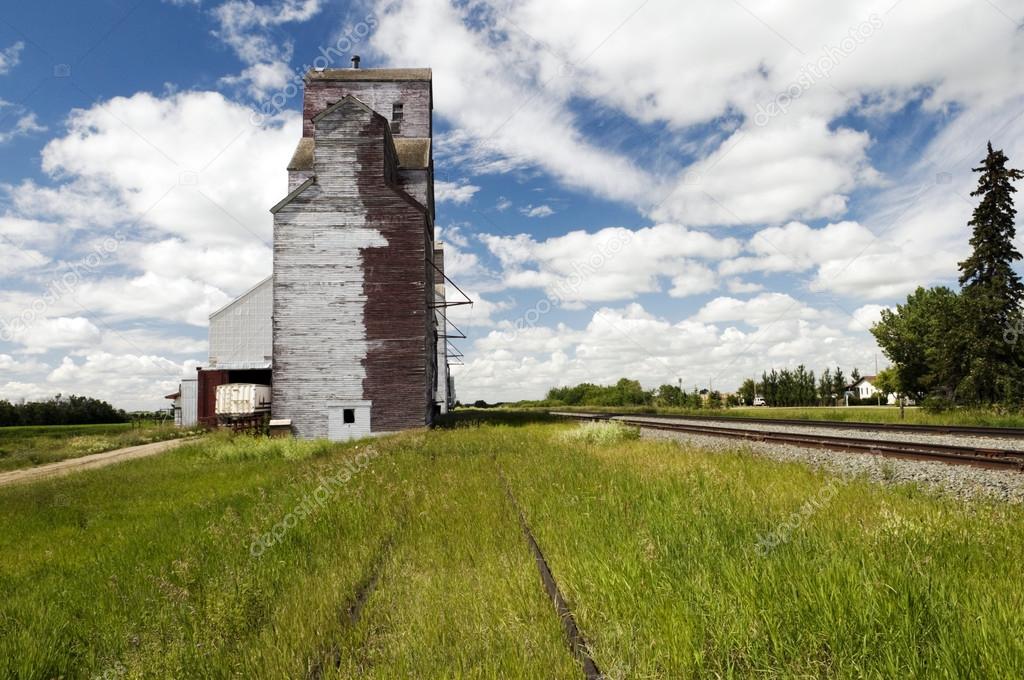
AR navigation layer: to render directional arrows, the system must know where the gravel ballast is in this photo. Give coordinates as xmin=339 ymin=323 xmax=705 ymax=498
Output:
xmin=620 ymin=416 xmax=1024 ymax=452
xmin=639 ymin=427 xmax=1024 ymax=504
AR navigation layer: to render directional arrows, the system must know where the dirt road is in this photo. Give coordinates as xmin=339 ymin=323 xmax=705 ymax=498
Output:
xmin=0 ymin=438 xmax=192 ymax=488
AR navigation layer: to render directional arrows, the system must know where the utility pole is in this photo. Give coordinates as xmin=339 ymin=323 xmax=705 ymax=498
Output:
xmin=874 ymin=353 xmax=881 ymax=406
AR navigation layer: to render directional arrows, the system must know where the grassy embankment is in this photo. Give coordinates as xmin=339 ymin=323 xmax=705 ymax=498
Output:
xmin=2 ymin=415 xmax=1022 ymax=677
xmin=537 ymin=404 xmax=1024 ymax=428
xmin=0 ymin=422 xmax=195 ymax=472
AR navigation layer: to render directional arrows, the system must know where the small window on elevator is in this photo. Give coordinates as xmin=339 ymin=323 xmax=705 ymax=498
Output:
xmin=391 ymin=102 xmax=404 ymax=134
xmin=343 ymin=408 xmax=355 ymax=424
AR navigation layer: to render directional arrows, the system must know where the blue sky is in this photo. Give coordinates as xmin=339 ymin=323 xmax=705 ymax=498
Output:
xmin=0 ymin=0 xmax=1022 ymax=409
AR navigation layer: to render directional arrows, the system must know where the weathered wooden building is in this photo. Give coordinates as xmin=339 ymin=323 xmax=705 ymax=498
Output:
xmin=271 ymin=65 xmax=442 ymax=439
xmin=183 ymin=64 xmax=453 ymax=439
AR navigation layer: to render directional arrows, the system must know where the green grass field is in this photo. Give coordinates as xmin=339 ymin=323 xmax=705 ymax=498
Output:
xmin=1 ymin=416 xmax=1022 ymax=678
xmin=541 ymin=404 xmax=1024 ymax=428
xmin=0 ymin=421 xmax=194 ymax=472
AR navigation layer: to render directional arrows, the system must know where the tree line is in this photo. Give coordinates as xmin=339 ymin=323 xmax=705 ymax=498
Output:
xmin=871 ymin=143 xmax=1024 ymax=408
xmin=736 ymin=366 xmax=879 ymax=407
xmin=0 ymin=395 xmax=128 ymax=427
xmin=541 ymin=367 xmax=880 ymax=410
xmin=545 ymin=378 xmax=730 ymax=409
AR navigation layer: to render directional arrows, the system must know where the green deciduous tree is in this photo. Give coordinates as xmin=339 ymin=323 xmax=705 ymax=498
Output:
xmin=738 ymin=379 xmax=757 ymax=406
xmin=871 ymin=286 xmax=964 ymax=400
xmin=872 ymin=367 xmax=899 ymax=400
xmin=546 ymin=379 xmax=653 ymax=407
xmin=657 ymin=384 xmax=684 ymax=407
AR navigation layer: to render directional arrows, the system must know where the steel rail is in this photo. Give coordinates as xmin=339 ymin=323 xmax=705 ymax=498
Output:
xmin=551 ymin=411 xmax=1024 ymax=438
xmin=555 ymin=413 xmax=1024 ymax=472
xmin=495 ymin=464 xmax=604 ymax=679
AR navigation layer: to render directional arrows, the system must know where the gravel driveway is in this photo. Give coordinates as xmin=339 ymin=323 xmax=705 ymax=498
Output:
xmin=0 ymin=438 xmax=191 ymax=488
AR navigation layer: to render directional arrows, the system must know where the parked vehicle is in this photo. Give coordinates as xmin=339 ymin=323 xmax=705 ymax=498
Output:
xmin=752 ymin=396 xmax=767 ymax=407
xmin=215 ymin=383 xmax=271 ymax=419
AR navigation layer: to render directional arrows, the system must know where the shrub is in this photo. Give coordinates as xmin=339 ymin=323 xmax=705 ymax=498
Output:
xmin=559 ymin=421 xmax=640 ymax=446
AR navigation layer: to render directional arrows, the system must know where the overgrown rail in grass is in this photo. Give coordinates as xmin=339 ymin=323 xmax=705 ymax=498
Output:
xmin=307 ymin=532 xmax=397 ymax=680
xmin=496 ymin=462 xmax=603 ymax=679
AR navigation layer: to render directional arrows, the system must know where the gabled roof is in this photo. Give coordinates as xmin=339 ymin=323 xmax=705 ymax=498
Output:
xmin=270 ymin=176 xmax=317 ymax=214
xmin=274 ymin=95 xmax=430 ymax=218
xmin=209 ymin=275 xmax=273 ymax=319
xmin=311 ymin=94 xmax=382 ymax=125
xmin=306 ymin=68 xmax=431 ymax=82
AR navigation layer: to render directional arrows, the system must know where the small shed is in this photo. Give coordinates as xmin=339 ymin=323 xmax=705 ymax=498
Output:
xmin=166 ymin=377 xmax=198 ymax=427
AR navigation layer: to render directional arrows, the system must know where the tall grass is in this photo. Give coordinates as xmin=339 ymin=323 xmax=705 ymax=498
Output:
xmin=195 ymin=431 xmax=336 ymax=461
xmin=498 ymin=425 xmax=1024 ymax=677
xmin=0 ymin=435 xmax=401 ymax=677
xmin=3 ymin=420 xmax=1023 ymax=677
xmin=326 ymin=439 xmax=578 ymax=678
xmin=0 ymin=431 xmax=576 ymax=678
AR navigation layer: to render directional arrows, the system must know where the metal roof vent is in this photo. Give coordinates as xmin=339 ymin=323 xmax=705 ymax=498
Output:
xmin=351 ymin=55 xmax=361 ymax=69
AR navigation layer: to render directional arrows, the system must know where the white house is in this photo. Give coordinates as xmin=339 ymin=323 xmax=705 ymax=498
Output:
xmin=847 ymin=376 xmax=904 ymax=405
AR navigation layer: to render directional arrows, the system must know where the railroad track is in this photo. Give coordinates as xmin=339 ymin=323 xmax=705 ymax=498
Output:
xmin=554 ymin=413 xmax=1024 ymax=472
xmin=553 ymin=411 xmax=1024 ymax=438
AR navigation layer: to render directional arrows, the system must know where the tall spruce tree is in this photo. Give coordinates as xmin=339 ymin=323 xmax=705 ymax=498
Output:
xmin=957 ymin=142 xmax=1024 ymax=402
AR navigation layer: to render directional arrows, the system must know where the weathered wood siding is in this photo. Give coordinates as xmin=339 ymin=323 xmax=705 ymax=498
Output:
xmin=397 ymin=168 xmax=430 ymax=210
xmin=288 ymin=169 xmax=313 ymax=192
xmin=272 ymin=98 xmax=434 ymax=439
xmin=358 ymin=111 xmax=436 ymax=432
xmin=302 ymin=80 xmax=431 ymax=139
